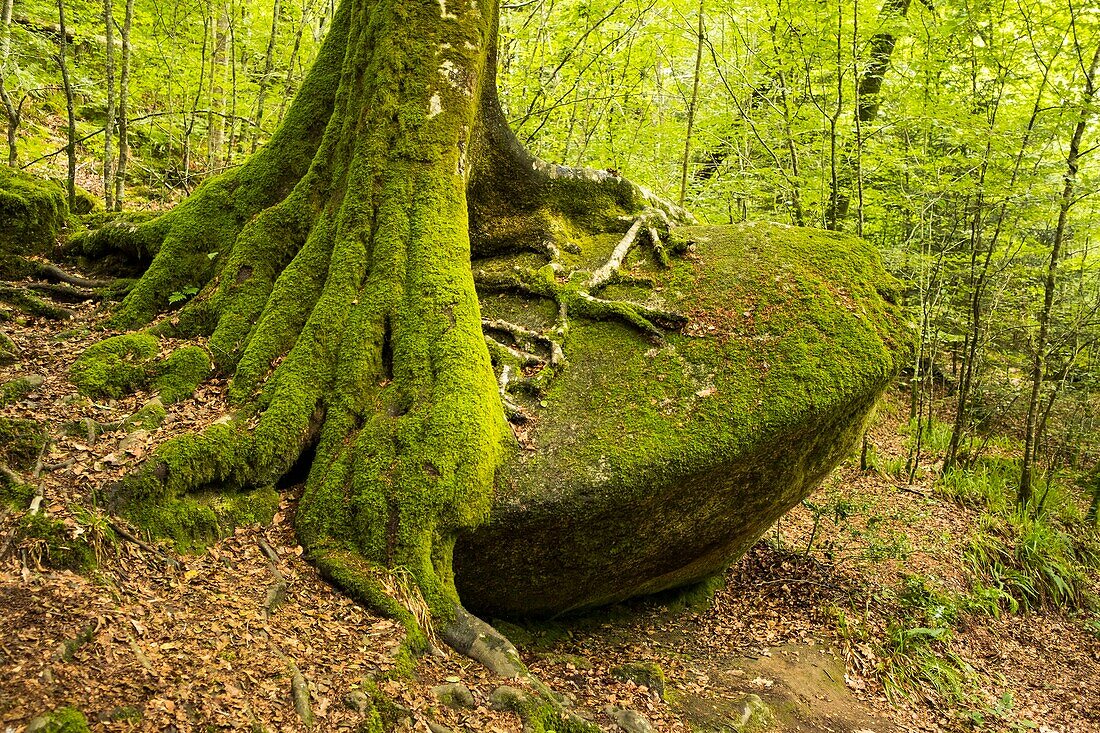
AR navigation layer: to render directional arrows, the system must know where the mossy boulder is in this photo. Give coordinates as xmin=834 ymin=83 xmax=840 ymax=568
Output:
xmin=0 ymin=166 xmax=69 ymax=277
xmin=154 ymin=345 xmax=211 ymax=403
xmin=70 ymin=333 xmax=159 ymax=398
xmin=454 ymin=223 xmax=907 ymax=617
xmin=70 ymin=335 xmax=211 ymax=403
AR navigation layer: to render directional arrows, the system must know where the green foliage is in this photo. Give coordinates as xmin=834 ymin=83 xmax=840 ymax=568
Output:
xmin=938 ymin=455 xmax=1099 ymax=612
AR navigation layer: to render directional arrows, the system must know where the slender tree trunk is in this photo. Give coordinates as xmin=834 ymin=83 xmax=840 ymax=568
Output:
xmin=57 ymin=0 xmax=76 ymax=210
xmin=224 ymin=4 xmax=239 ymax=166
xmin=824 ymin=0 xmax=912 ymax=228
xmin=103 ymin=0 xmax=117 ymax=209
xmin=1020 ymin=41 xmax=1100 ymax=507
xmin=0 ymin=0 xmax=17 ymax=167
xmin=252 ymin=0 xmax=282 ymax=152
xmin=113 ymin=0 xmax=133 ymax=209
xmin=678 ymin=0 xmax=704 ymax=208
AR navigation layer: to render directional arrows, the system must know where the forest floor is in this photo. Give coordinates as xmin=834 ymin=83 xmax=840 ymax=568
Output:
xmin=1 ymin=272 xmax=1099 ymax=732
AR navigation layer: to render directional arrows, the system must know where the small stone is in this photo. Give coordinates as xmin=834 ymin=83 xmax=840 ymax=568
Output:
xmin=611 ymin=661 xmax=666 ymax=699
xmin=426 ymin=722 xmax=455 ymax=733
xmin=343 ymin=690 xmax=371 ymax=714
xmin=488 ymin=685 xmax=530 ymax=712
xmin=431 ymin=682 xmax=475 ymax=709
xmin=734 ymin=693 xmax=772 ymax=732
xmin=602 ymin=705 xmax=654 ymax=733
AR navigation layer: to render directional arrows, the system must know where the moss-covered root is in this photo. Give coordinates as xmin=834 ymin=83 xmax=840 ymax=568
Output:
xmin=488 ymin=685 xmax=601 ymax=733
xmin=0 ymin=284 xmax=73 ymax=320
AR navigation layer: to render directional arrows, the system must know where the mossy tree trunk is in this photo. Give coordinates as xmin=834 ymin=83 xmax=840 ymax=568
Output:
xmin=91 ymin=0 xmax=680 ymax=656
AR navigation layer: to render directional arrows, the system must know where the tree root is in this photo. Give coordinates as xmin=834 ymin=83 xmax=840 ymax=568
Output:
xmin=0 ymin=285 xmax=73 ymax=320
xmin=23 ymin=281 xmax=100 ymax=304
xmin=476 ymin=207 xmax=687 ymax=421
xmin=31 ymin=262 xmax=112 ymax=289
xmin=258 ymin=536 xmax=288 ymax=617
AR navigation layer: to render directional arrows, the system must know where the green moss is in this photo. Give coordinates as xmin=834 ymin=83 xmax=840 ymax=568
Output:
xmin=120 ymin=484 xmax=279 ymax=554
xmin=0 ymin=472 xmax=35 ymax=509
xmin=0 ymin=415 xmax=48 ymax=470
xmin=70 ymin=333 xmax=159 ymax=398
xmin=0 ymin=166 xmax=69 ymax=277
xmin=17 ymin=513 xmax=96 ymax=572
xmin=611 ymin=662 xmax=666 ymax=698
xmin=154 ymin=345 xmax=211 ymax=403
xmin=489 ymin=686 xmax=600 ymax=733
xmin=70 ymin=186 xmax=100 ymax=215
xmin=37 ymin=707 xmax=91 ymax=733
xmin=122 ymin=399 xmax=167 ymax=431
xmin=1 ymin=375 xmax=44 ymax=405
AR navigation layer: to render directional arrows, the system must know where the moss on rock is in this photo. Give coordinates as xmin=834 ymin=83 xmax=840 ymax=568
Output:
xmin=27 ymin=707 xmax=91 ymax=733
xmin=122 ymin=398 xmax=167 ymax=431
xmin=1 ymin=374 xmax=44 ymax=405
xmin=454 ymin=222 xmax=907 ymax=617
xmin=17 ymin=513 xmax=97 ymax=572
xmin=0 ymin=166 xmax=69 ymax=278
xmin=70 ymin=336 xmax=210 ymax=403
xmin=154 ymin=345 xmax=211 ymax=403
xmin=0 ymin=415 xmax=48 ymax=470
xmin=70 ymin=333 xmax=159 ymax=398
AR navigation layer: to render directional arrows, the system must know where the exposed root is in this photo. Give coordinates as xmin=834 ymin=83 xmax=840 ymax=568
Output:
xmin=0 ymin=285 xmax=72 ymax=320
xmin=440 ymin=604 xmax=527 ymax=679
xmin=106 ymin=518 xmax=183 ymax=570
xmin=269 ymin=641 xmax=315 ymax=729
xmin=31 ymin=262 xmax=112 ymax=289
xmin=24 ymin=281 xmax=100 ymax=304
xmin=258 ymin=536 xmax=288 ymax=617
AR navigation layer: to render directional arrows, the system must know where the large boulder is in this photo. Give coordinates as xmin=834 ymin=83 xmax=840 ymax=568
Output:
xmin=454 ymin=222 xmax=907 ymax=617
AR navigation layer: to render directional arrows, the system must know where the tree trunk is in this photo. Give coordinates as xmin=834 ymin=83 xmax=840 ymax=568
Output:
xmin=103 ymin=0 xmax=117 ymax=209
xmin=251 ymin=0 xmax=282 ymax=153
xmin=87 ymin=0 xmax=687 ymax=660
xmin=823 ymin=0 xmax=912 ymax=229
xmin=0 ymin=0 xmax=17 ymax=167
xmin=678 ymin=0 xmax=704 ymax=208
xmin=57 ymin=0 xmax=76 ymax=210
xmin=1020 ymin=41 xmax=1100 ymax=507
xmin=113 ymin=0 xmax=133 ymax=209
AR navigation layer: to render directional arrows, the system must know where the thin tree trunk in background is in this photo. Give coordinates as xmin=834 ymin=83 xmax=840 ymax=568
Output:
xmin=252 ymin=0 xmax=282 ymax=152
xmin=824 ymin=0 xmax=912 ymax=228
xmin=678 ymin=0 xmax=704 ymax=208
xmin=57 ymin=0 xmax=76 ymax=209
xmin=113 ymin=0 xmax=134 ymax=209
xmin=275 ymin=0 xmax=318 ymax=127
xmin=225 ymin=5 xmax=239 ymax=166
xmin=946 ymin=71 xmax=1039 ymax=474
xmin=184 ymin=12 xmax=211 ymax=190
xmin=825 ymin=0 xmax=843 ymax=231
xmin=0 ymin=0 xmax=17 ymax=166
xmin=103 ymin=0 xmax=117 ymax=209
xmin=208 ymin=4 xmax=228 ymax=170
xmin=1020 ymin=41 xmax=1100 ymax=507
